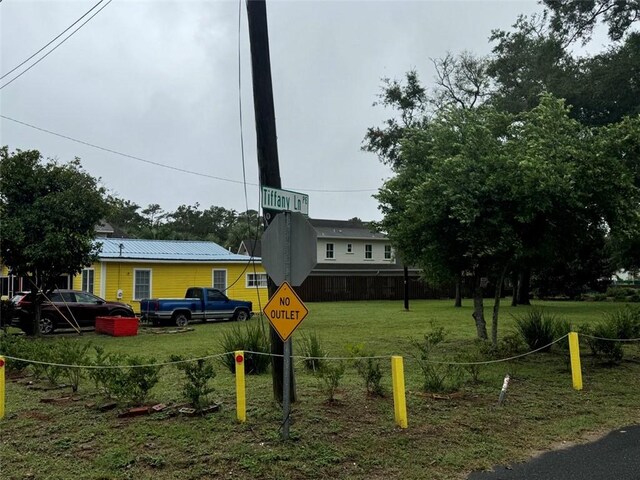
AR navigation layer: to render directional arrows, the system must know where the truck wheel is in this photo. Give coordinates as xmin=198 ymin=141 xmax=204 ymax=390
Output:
xmin=173 ymin=313 xmax=189 ymax=327
xmin=234 ymin=310 xmax=249 ymax=322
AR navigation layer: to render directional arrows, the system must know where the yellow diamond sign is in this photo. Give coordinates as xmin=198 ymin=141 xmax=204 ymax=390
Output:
xmin=263 ymin=282 xmax=309 ymax=342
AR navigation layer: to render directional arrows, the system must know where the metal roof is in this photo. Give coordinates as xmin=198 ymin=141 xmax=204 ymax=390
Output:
xmin=97 ymin=238 xmax=256 ymax=262
xmin=309 ymin=219 xmax=387 ymax=240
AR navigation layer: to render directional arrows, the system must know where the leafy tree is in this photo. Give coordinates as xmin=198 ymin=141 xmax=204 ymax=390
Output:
xmin=362 ymin=70 xmax=429 ymax=169
xmin=104 ymin=195 xmax=146 ymax=237
xmin=225 ymin=210 xmax=262 ymax=251
xmin=0 ymin=147 xmax=107 ymax=335
xmin=376 ymin=96 xmax=639 ymax=343
xmin=488 ymin=14 xmax=572 ymax=116
xmin=543 ymin=0 xmax=640 ymax=43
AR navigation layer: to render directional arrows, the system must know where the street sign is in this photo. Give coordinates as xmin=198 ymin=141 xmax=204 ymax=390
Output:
xmin=263 ymin=282 xmax=309 ymax=341
xmin=262 ymin=186 xmax=309 ymax=215
xmin=261 ymin=212 xmax=317 ymax=286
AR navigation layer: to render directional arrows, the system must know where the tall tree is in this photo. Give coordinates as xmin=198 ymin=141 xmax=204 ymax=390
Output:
xmin=0 ymin=147 xmax=107 ymax=335
xmin=543 ymin=0 xmax=640 ymax=43
xmin=375 ymin=95 xmax=639 ymax=343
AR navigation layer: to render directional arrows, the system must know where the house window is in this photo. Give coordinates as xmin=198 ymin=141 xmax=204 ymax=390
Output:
xmin=212 ymin=269 xmax=227 ymax=291
xmin=326 ymin=243 xmax=335 ymax=259
xmin=346 ymin=243 xmax=353 ymax=254
xmin=384 ymin=245 xmax=392 ymax=260
xmin=133 ymin=269 xmax=152 ymax=300
xmin=82 ymin=268 xmax=95 ymax=293
xmin=365 ymin=244 xmax=373 ymax=259
xmin=246 ymin=273 xmax=268 ymax=288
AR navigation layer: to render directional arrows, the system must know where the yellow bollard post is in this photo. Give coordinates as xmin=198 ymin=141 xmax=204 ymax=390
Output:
xmin=235 ymin=351 xmax=246 ymax=422
xmin=391 ymin=355 xmax=408 ymax=429
xmin=0 ymin=356 xmax=5 ymax=420
xmin=569 ymin=332 xmax=583 ymax=391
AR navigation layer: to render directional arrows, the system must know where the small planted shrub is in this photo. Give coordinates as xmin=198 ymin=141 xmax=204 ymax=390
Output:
xmin=0 ymin=299 xmax=15 ymax=330
xmin=581 ymin=323 xmax=624 ymax=364
xmin=0 ymin=333 xmax=31 ymax=373
xmin=220 ymin=322 xmax=270 ymax=375
xmin=31 ymin=340 xmax=64 ymax=386
xmin=455 ymin=341 xmax=486 ymax=383
xmin=514 ymin=308 xmax=562 ymax=352
xmin=317 ymin=361 xmax=346 ymax=403
xmin=56 ymin=338 xmax=92 ymax=393
xmin=347 ymin=343 xmax=384 ymax=397
xmin=298 ymin=331 xmax=327 ymax=373
xmin=605 ymin=305 xmax=640 ymax=339
xmin=170 ymin=355 xmax=217 ymax=412
xmin=88 ymin=346 xmax=128 ymax=398
xmin=413 ymin=326 xmax=463 ymax=393
xmin=110 ymin=356 xmax=162 ymax=405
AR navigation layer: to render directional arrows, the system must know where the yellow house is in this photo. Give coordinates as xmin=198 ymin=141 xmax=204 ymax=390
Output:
xmin=70 ymin=238 xmax=268 ymax=314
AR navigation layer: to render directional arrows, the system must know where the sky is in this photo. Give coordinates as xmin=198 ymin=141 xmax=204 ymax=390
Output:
xmin=0 ymin=0 xmax=601 ymax=221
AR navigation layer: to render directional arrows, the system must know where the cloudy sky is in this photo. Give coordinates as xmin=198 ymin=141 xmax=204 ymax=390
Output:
xmin=1 ymin=0 xmax=583 ymax=221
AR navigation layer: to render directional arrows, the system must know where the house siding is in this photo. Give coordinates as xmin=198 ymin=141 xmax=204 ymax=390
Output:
xmin=317 ymin=238 xmax=393 ymax=264
xmin=74 ymin=260 xmax=267 ymax=313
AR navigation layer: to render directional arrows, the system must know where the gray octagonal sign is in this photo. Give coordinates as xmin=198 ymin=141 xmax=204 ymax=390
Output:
xmin=261 ymin=212 xmax=317 ymax=286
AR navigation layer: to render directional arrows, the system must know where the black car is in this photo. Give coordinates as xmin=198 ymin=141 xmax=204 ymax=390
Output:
xmin=14 ymin=289 xmax=136 ymax=334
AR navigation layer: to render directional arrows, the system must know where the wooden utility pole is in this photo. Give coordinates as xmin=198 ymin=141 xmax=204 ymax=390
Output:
xmin=246 ymin=0 xmax=294 ymax=403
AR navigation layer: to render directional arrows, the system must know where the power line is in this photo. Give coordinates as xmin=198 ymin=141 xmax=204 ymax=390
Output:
xmin=1 ymin=0 xmax=106 ymax=81
xmin=0 ymin=0 xmax=113 ymax=90
xmin=0 ymin=114 xmax=379 ymax=193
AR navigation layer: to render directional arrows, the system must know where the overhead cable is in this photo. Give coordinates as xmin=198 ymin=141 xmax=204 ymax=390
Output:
xmin=1 ymin=0 xmax=106 ymax=81
xmin=0 ymin=114 xmax=379 ymax=193
xmin=0 ymin=0 xmax=113 ymax=90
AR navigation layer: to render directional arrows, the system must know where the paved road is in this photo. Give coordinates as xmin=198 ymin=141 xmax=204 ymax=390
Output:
xmin=467 ymin=425 xmax=640 ymax=480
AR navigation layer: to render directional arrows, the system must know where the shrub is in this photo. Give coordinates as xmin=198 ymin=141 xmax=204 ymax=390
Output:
xmin=0 ymin=299 xmax=15 ymax=330
xmin=514 ymin=308 xmax=564 ymax=352
xmin=605 ymin=305 xmax=640 ymax=339
xmin=606 ymin=286 xmax=637 ymax=300
xmin=27 ymin=340 xmax=64 ymax=385
xmin=219 ymin=322 xmax=270 ymax=375
xmin=56 ymin=339 xmax=91 ymax=393
xmin=317 ymin=361 xmax=346 ymax=402
xmin=581 ymin=323 xmax=624 ymax=364
xmin=413 ymin=327 xmax=463 ymax=393
xmin=170 ymin=355 xmax=217 ymax=412
xmin=347 ymin=343 xmax=384 ymax=397
xmin=110 ymin=356 xmax=162 ymax=405
xmin=298 ymin=331 xmax=327 ymax=373
xmin=455 ymin=341 xmax=488 ymax=383
xmin=88 ymin=346 xmax=128 ymax=398
xmin=0 ymin=333 xmax=31 ymax=373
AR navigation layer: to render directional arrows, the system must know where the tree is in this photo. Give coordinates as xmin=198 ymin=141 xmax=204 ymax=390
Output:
xmin=104 ymin=195 xmax=146 ymax=237
xmin=225 ymin=210 xmax=262 ymax=251
xmin=0 ymin=147 xmax=107 ymax=335
xmin=543 ymin=0 xmax=640 ymax=43
xmin=375 ymin=96 xmax=639 ymax=343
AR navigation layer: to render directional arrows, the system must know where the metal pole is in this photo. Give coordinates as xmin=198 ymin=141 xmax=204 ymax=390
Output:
xmin=282 ymin=211 xmax=292 ymax=439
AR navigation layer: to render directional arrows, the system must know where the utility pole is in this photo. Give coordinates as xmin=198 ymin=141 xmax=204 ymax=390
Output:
xmin=246 ymin=0 xmax=295 ymax=404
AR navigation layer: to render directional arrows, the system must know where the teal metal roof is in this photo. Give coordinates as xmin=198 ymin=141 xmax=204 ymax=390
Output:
xmin=97 ymin=238 xmax=256 ymax=262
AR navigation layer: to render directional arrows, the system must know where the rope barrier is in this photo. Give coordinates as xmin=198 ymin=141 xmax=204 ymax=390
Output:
xmin=0 ymin=352 xmax=232 ymax=369
xmin=0 ymin=333 xmax=592 ymax=370
xmin=580 ymin=334 xmax=640 ymax=343
xmin=408 ymin=334 xmax=570 ymax=366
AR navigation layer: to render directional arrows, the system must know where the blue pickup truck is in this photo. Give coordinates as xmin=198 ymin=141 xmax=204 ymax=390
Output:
xmin=139 ymin=287 xmax=253 ymax=327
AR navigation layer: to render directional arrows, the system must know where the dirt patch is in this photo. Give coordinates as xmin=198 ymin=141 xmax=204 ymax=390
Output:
xmin=19 ymin=410 xmax=53 ymax=422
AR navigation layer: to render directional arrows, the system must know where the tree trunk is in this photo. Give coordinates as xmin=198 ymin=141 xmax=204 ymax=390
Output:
xmin=517 ymin=268 xmax=531 ymax=305
xmin=511 ymin=272 xmax=518 ymax=307
xmin=492 ymin=266 xmax=508 ymax=347
xmin=454 ymin=274 xmax=462 ymax=308
xmin=472 ymin=276 xmax=488 ymax=340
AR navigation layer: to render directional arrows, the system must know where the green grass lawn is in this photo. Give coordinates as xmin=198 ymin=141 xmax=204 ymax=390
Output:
xmin=2 ymin=299 xmax=639 ymax=480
